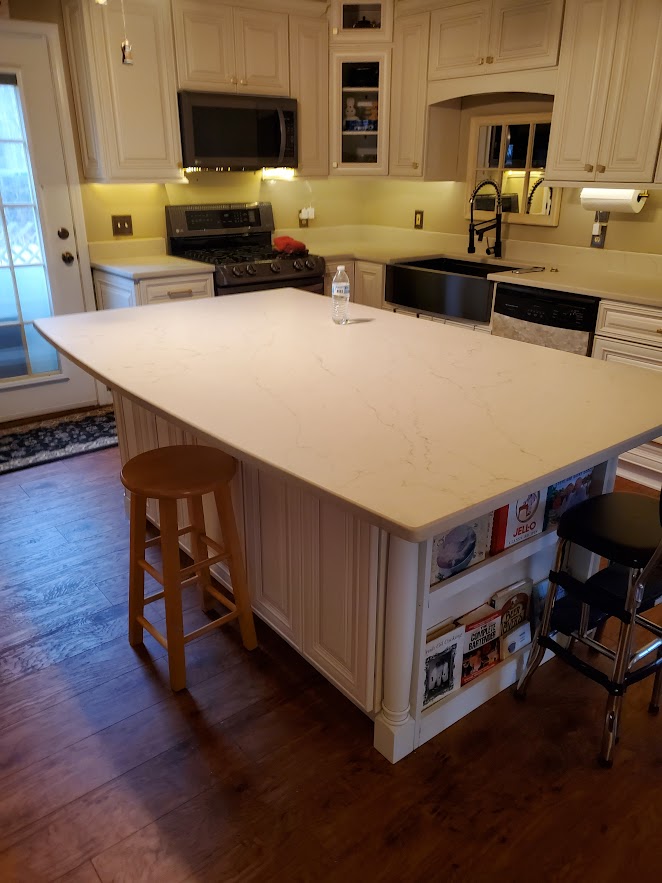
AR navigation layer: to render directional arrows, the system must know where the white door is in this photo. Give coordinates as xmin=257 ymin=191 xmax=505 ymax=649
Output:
xmin=0 ymin=22 xmax=97 ymax=423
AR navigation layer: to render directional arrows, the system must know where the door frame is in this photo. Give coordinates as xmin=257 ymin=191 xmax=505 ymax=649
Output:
xmin=1 ymin=19 xmax=106 ymax=406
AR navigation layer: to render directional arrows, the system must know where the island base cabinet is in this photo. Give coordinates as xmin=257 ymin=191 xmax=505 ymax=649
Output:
xmin=113 ymin=392 xmax=381 ymax=713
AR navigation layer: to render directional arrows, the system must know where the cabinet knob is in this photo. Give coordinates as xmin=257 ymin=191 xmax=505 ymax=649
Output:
xmin=332 ymin=161 xmax=338 ymax=168
xmin=596 ymin=164 xmax=606 ymax=173
xmin=486 ymin=56 xmax=494 ymax=64
xmin=230 ymin=76 xmax=237 ymax=84
xmin=478 ymin=57 xmax=484 ymax=64
xmin=239 ymin=79 xmax=247 ymax=86
xmin=584 ymin=163 xmax=594 ymax=172
xmin=412 ymin=161 xmax=419 ymax=169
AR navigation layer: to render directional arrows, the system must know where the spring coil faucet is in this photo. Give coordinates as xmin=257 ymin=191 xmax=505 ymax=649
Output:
xmin=468 ymin=179 xmax=502 ymax=259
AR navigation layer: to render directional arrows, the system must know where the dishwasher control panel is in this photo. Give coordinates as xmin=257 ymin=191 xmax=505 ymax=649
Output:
xmin=494 ymin=284 xmax=599 ymax=332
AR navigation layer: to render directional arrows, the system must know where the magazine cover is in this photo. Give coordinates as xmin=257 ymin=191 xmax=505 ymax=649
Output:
xmin=490 ymin=489 xmax=546 ymax=554
xmin=457 ymin=604 xmax=502 ymax=686
xmin=491 ymin=578 xmax=532 ymax=635
xmin=422 ymin=621 xmax=465 ymax=709
xmin=430 ymin=513 xmax=494 ymax=585
xmin=543 ymin=468 xmax=594 ymax=530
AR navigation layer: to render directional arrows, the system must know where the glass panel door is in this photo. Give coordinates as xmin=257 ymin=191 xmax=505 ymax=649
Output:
xmin=0 ymin=75 xmax=59 ymax=383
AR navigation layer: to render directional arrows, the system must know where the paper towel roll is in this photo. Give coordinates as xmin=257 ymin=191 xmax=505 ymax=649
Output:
xmin=580 ymin=188 xmax=647 ymax=213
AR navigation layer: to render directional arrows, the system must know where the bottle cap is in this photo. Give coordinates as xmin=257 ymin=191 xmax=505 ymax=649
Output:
xmin=337 ymin=265 xmax=345 ymax=270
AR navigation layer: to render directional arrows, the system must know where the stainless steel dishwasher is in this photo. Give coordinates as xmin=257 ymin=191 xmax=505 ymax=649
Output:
xmin=491 ymin=283 xmax=600 ymax=356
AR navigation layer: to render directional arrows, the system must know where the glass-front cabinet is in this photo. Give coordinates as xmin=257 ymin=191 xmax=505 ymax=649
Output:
xmin=331 ymin=49 xmax=391 ymax=175
xmin=330 ymin=1 xmax=394 ymax=42
xmin=466 ymin=112 xmax=561 ymax=227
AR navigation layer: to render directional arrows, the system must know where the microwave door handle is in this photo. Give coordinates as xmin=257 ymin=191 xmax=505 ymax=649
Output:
xmin=277 ymin=108 xmax=286 ymax=166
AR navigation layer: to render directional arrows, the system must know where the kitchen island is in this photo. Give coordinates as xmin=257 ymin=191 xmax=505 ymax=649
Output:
xmin=35 ymin=289 xmax=662 ymax=762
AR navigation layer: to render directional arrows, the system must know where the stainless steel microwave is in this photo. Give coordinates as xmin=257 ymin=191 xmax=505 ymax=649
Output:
xmin=178 ymin=91 xmax=298 ymax=171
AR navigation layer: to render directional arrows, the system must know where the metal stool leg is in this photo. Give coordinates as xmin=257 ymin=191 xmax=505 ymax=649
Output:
xmin=128 ymin=491 xmax=147 ymax=646
xmin=649 ymin=648 xmax=662 ymax=715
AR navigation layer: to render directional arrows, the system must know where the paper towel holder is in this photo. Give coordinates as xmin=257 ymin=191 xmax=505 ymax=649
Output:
xmin=579 ymin=188 xmax=649 ymax=249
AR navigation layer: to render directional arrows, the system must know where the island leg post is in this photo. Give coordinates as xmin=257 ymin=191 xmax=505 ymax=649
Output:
xmin=374 ymin=535 xmax=419 ymax=763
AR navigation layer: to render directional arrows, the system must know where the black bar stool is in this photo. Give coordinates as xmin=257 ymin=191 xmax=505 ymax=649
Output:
xmin=516 ymin=490 xmax=662 ymax=767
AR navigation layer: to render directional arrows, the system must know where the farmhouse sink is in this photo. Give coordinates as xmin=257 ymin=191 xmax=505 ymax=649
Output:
xmin=385 ymin=257 xmax=518 ymax=323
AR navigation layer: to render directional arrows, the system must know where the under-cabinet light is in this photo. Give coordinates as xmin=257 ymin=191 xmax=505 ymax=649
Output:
xmin=262 ymin=167 xmax=296 ymax=181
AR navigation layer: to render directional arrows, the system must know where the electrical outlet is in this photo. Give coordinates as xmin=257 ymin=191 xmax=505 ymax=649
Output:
xmin=112 ymin=215 xmax=133 ymax=237
xmin=590 ymin=228 xmax=607 ymax=249
xmin=414 ymin=210 xmax=424 ymax=229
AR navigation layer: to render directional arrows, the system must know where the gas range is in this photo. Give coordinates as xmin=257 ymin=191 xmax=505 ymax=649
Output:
xmin=166 ymin=203 xmax=325 ymax=294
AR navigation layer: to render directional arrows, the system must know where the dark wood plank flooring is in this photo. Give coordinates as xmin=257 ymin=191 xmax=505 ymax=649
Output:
xmin=0 ymin=449 xmax=660 ymax=882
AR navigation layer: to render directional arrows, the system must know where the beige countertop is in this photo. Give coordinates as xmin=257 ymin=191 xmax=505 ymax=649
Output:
xmin=90 ymin=255 xmax=214 ymax=280
xmin=35 ymin=289 xmax=662 ymax=542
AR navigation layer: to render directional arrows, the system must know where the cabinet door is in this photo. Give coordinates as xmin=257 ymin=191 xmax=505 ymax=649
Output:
xmin=172 ymin=0 xmax=236 ymax=92
xmin=428 ymin=1 xmax=491 ymax=80
xmin=234 ymin=9 xmax=290 ymax=96
xmin=331 ymin=49 xmax=391 ymax=175
xmin=389 ymin=13 xmax=430 ymax=177
xmin=93 ymin=271 xmax=136 ymax=310
xmin=91 ymin=0 xmax=182 ymax=181
xmin=330 ymin=0 xmax=394 ymax=43
xmin=289 ymin=16 xmax=329 ymax=177
xmin=545 ymin=0 xmax=620 ymax=183
xmin=324 ymin=260 xmax=355 ymax=298
xmin=489 ymin=0 xmax=564 ymax=72
xmin=598 ymin=0 xmax=662 ymax=183
xmin=354 ymin=261 xmax=385 ymax=309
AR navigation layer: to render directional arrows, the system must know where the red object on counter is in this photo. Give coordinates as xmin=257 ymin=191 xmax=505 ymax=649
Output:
xmin=273 ymin=235 xmax=307 ymax=254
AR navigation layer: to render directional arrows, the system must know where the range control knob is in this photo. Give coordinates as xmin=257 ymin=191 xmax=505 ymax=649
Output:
xmin=305 ymin=258 xmax=316 ymax=270
xmin=270 ymin=262 xmax=282 ymax=273
xmin=246 ymin=263 xmax=257 ymax=276
xmin=292 ymin=259 xmax=304 ymax=271
xmin=231 ymin=265 xmax=244 ymax=277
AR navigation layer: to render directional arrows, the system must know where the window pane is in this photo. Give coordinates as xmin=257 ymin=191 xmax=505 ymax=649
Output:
xmin=504 ymin=124 xmax=530 ymax=168
xmin=0 ymin=266 xmax=18 ymax=322
xmin=0 ymin=84 xmax=23 ymax=140
xmin=0 ymin=323 xmax=27 ymax=379
xmin=4 ymin=206 xmax=43 ymax=265
xmin=15 ymin=265 xmax=51 ymax=322
xmin=477 ymin=125 xmax=501 ymax=168
xmin=25 ymin=322 xmax=59 ymax=374
xmin=532 ymin=123 xmax=550 ymax=168
xmin=501 ymin=171 xmax=524 ymax=214
xmin=0 ymin=228 xmax=8 ymax=267
xmin=0 ymin=141 xmax=33 ymax=204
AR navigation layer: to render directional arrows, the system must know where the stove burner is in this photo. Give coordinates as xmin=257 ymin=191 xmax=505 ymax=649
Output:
xmin=182 ymin=246 xmax=308 ymax=265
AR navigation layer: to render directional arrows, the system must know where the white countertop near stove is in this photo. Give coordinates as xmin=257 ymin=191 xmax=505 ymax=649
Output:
xmin=35 ymin=289 xmax=662 ymax=542
xmin=90 ymin=255 xmax=214 ymax=280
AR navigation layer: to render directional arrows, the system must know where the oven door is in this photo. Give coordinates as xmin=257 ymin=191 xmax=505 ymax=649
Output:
xmin=216 ymin=277 xmax=324 ymax=296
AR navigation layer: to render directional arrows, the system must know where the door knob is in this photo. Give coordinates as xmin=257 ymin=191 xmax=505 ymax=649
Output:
xmin=57 ymin=227 xmax=70 ymax=239
xmin=62 ymin=251 xmax=75 ymax=265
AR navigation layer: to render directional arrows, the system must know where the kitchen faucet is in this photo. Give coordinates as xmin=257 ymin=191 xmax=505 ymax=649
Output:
xmin=468 ymin=179 xmax=502 ymax=259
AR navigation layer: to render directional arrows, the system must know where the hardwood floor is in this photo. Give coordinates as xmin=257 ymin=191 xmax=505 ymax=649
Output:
xmin=0 ymin=449 xmax=660 ymax=882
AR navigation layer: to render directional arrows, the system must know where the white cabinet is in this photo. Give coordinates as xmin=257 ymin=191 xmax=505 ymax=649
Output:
xmin=93 ymin=269 xmax=214 ymax=310
xmin=354 ymin=261 xmax=385 ymax=309
xmin=331 ymin=49 xmax=391 ymax=175
xmin=428 ymin=0 xmax=563 ymax=80
xmin=324 ymin=260 xmax=355 ymax=298
xmin=389 ymin=13 xmax=430 ymax=177
xmin=62 ymin=0 xmax=182 ymax=182
xmin=593 ymin=300 xmax=662 ymax=488
xmin=330 ymin=0 xmax=394 ymax=42
xmin=289 ymin=16 xmax=329 ymax=177
xmin=546 ymin=0 xmax=662 ymax=185
xmin=172 ymin=1 xmax=290 ymax=96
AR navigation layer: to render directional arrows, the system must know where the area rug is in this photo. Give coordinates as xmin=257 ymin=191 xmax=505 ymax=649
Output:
xmin=0 ymin=406 xmax=118 ymax=475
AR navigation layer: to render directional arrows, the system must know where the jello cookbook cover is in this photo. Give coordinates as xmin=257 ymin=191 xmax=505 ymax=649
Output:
xmin=490 ymin=489 xmax=546 ymax=554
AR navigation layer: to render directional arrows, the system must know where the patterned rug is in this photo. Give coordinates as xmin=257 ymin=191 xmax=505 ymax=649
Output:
xmin=0 ymin=406 xmax=118 ymax=475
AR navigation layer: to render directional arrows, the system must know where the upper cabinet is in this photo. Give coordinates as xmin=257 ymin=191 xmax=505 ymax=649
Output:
xmin=62 ymin=0 xmax=182 ymax=182
xmin=389 ymin=13 xmax=430 ymax=177
xmin=428 ymin=0 xmax=564 ymax=80
xmin=330 ymin=1 xmax=394 ymax=42
xmin=172 ymin=1 xmax=290 ymax=96
xmin=545 ymin=0 xmax=662 ymax=185
xmin=289 ymin=16 xmax=329 ymax=176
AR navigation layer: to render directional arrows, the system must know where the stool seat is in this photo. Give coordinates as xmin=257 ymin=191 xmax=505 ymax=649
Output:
xmin=121 ymin=444 xmax=236 ymax=499
xmin=558 ymin=492 xmax=661 ymax=569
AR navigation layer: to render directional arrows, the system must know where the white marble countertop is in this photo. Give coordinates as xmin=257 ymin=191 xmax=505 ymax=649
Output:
xmin=91 ymin=255 xmax=214 ymax=280
xmin=35 ymin=290 xmax=662 ymax=542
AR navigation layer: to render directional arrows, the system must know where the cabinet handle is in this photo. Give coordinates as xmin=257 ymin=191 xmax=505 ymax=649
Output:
xmin=596 ymin=164 xmax=606 ymax=173
xmin=657 ymin=328 xmax=662 ymax=334
xmin=584 ymin=163 xmax=594 ymax=172
xmin=167 ymin=288 xmax=194 ymax=299
xmin=486 ymin=56 xmax=494 ymax=63
xmin=412 ymin=161 xmax=419 ymax=169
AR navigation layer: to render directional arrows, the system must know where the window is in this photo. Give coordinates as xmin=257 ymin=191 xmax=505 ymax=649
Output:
xmin=466 ymin=112 xmax=561 ymax=227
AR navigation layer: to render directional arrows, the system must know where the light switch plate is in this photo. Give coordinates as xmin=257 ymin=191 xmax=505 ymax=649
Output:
xmin=112 ymin=215 xmax=133 ymax=237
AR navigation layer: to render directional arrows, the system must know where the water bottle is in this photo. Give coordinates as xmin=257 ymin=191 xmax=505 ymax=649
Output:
xmin=331 ymin=265 xmax=350 ymax=325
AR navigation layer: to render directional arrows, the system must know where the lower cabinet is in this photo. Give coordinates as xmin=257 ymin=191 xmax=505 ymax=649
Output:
xmin=354 ymin=261 xmax=385 ymax=309
xmin=113 ymin=392 xmax=381 ymax=712
xmin=93 ymin=269 xmax=214 ymax=309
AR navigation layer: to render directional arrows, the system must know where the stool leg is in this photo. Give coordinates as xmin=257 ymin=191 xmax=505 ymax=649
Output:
xmin=214 ymin=486 xmax=257 ymax=651
xmin=128 ymin=492 xmax=147 ymax=646
xmin=187 ymin=494 xmax=214 ymax=613
xmin=160 ymin=498 xmax=187 ymax=691
xmin=649 ymin=648 xmax=662 ymax=715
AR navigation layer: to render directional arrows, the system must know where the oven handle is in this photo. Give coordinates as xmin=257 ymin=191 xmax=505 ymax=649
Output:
xmin=277 ymin=108 xmax=286 ymax=166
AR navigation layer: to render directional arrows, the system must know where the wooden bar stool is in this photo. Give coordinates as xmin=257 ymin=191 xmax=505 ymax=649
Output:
xmin=121 ymin=444 xmax=257 ymax=691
